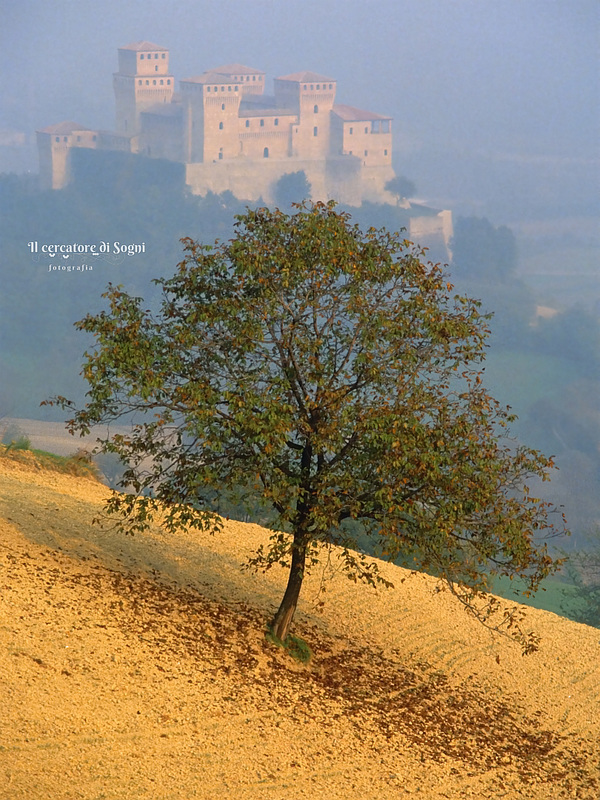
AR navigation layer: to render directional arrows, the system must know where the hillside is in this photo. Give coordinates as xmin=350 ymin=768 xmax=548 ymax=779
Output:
xmin=0 ymin=456 xmax=598 ymax=799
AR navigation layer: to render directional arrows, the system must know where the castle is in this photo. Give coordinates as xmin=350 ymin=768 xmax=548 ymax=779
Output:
xmin=37 ymin=41 xmax=397 ymax=205
xmin=36 ymin=41 xmax=453 ymax=256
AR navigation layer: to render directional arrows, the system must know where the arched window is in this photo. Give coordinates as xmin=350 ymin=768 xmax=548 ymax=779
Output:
xmin=263 ymin=147 xmax=269 ymax=158
xmin=222 ymin=103 xmax=225 ymax=110
xmin=219 ymin=122 xmax=224 ymax=130
xmin=313 ymin=126 xmax=318 ymax=137
xmin=314 ymin=105 xmax=318 ymax=113
xmin=245 ymin=120 xmax=250 ymax=128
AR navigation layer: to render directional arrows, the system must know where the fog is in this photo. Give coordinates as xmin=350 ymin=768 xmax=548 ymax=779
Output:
xmin=2 ymin=0 xmax=598 ymax=224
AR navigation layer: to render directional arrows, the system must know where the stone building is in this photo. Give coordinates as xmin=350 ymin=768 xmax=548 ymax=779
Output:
xmin=38 ymin=41 xmax=395 ymax=205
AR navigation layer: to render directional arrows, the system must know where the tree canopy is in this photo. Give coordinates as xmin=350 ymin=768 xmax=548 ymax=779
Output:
xmin=53 ymin=202 xmax=566 ymax=651
xmin=385 ymin=176 xmax=417 ymax=204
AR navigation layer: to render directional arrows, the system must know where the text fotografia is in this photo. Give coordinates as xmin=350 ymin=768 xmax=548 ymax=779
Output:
xmin=48 ymin=263 xmax=93 ymax=273
xmin=28 ymin=241 xmax=146 ymax=257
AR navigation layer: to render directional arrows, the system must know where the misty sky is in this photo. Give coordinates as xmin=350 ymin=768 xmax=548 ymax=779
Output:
xmin=2 ymin=0 xmax=598 ymax=220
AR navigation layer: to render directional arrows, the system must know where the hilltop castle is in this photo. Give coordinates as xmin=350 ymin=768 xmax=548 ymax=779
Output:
xmin=37 ymin=41 xmax=397 ymax=205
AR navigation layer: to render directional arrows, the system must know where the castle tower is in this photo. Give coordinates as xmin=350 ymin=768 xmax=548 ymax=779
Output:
xmin=113 ymin=42 xmax=174 ymax=136
xmin=273 ymin=72 xmax=336 ymax=160
xmin=180 ymin=66 xmax=263 ymax=163
xmin=36 ymin=121 xmax=98 ymax=190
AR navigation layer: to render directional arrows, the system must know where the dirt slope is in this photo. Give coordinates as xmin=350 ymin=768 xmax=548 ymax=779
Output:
xmin=0 ymin=456 xmax=598 ymax=799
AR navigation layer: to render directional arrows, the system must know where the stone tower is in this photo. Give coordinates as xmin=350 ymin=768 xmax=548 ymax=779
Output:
xmin=273 ymin=72 xmax=336 ymax=160
xmin=180 ymin=65 xmax=264 ymax=163
xmin=113 ymin=41 xmax=174 ymax=136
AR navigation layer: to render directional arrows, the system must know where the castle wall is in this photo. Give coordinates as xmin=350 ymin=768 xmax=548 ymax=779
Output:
xmin=186 ymin=156 xmax=365 ymax=206
xmin=238 ymin=112 xmax=297 ymax=159
xmin=408 ymin=210 xmax=454 ymax=261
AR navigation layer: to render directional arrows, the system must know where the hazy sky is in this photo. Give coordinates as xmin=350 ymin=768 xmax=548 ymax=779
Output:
xmin=2 ymin=0 xmax=598 ymax=218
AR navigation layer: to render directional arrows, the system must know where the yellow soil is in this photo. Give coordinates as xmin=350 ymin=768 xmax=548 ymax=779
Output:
xmin=0 ymin=455 xmax=598 ymax=799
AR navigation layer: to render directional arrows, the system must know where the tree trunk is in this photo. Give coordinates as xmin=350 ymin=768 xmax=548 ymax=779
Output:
xmin=270 ymin=536 xmax=307 ymax=642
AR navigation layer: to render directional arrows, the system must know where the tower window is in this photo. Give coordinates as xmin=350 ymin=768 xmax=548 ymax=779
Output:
xmin=167 ymin=79 xmax=171 ymax=85
xmin=253 ymin=75 xmax=256 ymax=81
xmin=228 ymin=86 xmax=232 ymax=91
xmin=160 ymin=79 xmax=164 ymax=85
xmin=153 ymin=80 xmax=157 ymax=85
xmin=162 ymin=53 xmax=166 ymax=59
xmin=316 ymin=84 xmax=320 ymax=90
xmin=219 ymin=122 xmax=224 ymax=130
xmin=263 ymin=147 xmax=269 ymax=158
xmin=55 ymin=136 xmax=60 ymax=142
xmin=274 ymin=118 xmax=279 ymax=126
xmin=260 ymin=119 xmax=264 ymax=127
xmin=138 ymin=80 xmax=142 ymax=85
xmin=314 ymin=105 xmax=318 ymax=113
xmin=222 ymin=103 xmax=225 ymax=110
xmin=146 ymin=80 xmax=149 ymax=85
xmin=154 ymin=53 xmax=158 ymax=59
xmin=349 ymin=127 xmax=353 ymax=135
xmin=303 ymin=84 xmax=307 ymax=90
xmin=245 ymin=120 xmax=250 ymax=128
xmin=221 ymin=86 xmax=225 ymax=92
xmin=365 ymin=127 xmax=369 ymax=134
xmin=219 ymin=149 xmax=223 ymax=160
xmin=313 ymin=126 xmax=318 ymax=136
xmin=364 ymin=150 xmax=368 ymax=156
xmin=235 ymin=86 xmax=238 ymax=92
xmin=310 ymin=84 xmax=314 ymax=90
xmin=140 ymin=54 xmax=144 ymax=60
xmin=329 ymin=83 xmax=333 ymax=89
xmin=384 ymin=149 xmax=388 ymax=156
xmin=155 ymin=65 xmax=158 ymax=72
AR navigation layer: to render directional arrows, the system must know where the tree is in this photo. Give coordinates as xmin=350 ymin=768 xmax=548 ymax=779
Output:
xmin=273 ymin=170 xmax=312 ymax=209
xmin=51 ymin=202 xmax=566 ymax=651
xmin=451 ymin=216 xmax=518 ymax=281
xmin=385 ymin=176 xmax=416 ymax=205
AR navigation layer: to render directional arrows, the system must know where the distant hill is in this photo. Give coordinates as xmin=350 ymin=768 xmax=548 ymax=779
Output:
xmin=1 ymin=455 xmax=598 ymax=799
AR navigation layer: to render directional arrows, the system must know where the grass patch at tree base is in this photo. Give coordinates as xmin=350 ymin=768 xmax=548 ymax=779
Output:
xmin=265 ymin=628 xmax=313 ymax=664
